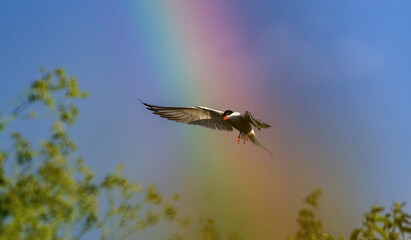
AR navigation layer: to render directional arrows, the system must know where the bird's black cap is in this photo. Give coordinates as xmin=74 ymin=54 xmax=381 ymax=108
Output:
xmin=223 ymin=110 xmax=233 ymax=117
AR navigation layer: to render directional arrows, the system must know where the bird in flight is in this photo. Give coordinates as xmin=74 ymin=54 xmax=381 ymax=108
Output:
xmin=139 ymin=100 xmax=272 ymax=155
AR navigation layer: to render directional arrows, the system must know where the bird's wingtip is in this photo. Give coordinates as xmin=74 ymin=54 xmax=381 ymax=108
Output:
xmin=138 ymin=98 xmax=148 ymax=106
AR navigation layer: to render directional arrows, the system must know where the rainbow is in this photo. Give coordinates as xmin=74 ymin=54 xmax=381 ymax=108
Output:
xmin=128 ymin=2 xmax=293 ymax=238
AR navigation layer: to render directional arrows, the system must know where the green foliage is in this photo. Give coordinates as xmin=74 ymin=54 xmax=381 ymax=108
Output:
xmin=0 ymin=68 xmax=184 ymax=240
xmin=289 ymin=190 xmax=411 ymax=240
xmin=167 ymin=218 xmax=241 ymax=240
xmin=350 ymin=202 xmax=411 ymax=240
xmin=292 ymin=189 xmax=334 ymax=240
xmin=0 ymin=69 xmax=95 ymax=240
xmin=200 ymin=219 xmax=220 ymax=240
xmin=99 ymin=168 xmax=186 ymax=240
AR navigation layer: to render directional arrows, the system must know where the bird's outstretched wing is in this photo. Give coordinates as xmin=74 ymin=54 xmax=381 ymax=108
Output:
xmin=244 ymin=111 xmax=271 ymax=130
xmin=140 ymin=100 xmax=233 ymax=131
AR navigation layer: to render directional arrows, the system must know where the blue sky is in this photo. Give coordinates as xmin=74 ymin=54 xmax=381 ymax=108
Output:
xmin=1 ymin=1 xmax=410 ymax=239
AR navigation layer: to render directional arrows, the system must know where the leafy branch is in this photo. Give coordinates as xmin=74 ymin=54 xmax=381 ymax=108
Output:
xmin=0 ymin=68 xmax=186 ymax=240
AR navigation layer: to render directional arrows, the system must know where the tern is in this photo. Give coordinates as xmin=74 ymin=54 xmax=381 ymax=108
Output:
xmin=139 ymin=99 xmax=272 ymax=155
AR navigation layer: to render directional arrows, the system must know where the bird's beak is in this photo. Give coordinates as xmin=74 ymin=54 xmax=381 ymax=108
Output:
xmin=223 ymin=116 xmax=227 ymax=121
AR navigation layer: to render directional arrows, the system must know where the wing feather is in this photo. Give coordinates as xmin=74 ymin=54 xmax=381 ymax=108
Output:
xmin=244 ymin=111 xmax=271 ymax=130
xmin=140 ymin=100 xmax=233 ymax=131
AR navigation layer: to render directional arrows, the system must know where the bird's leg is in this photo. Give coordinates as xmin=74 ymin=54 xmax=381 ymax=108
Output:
xmin=243 ymin=133 xmax=249 ymax=144
xmin=238 ymin=132 xmax=241 ymax=144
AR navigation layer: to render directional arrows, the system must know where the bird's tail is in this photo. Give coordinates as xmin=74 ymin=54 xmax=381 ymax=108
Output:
xmin=240 ymin=132 xmax=273 ymax=156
